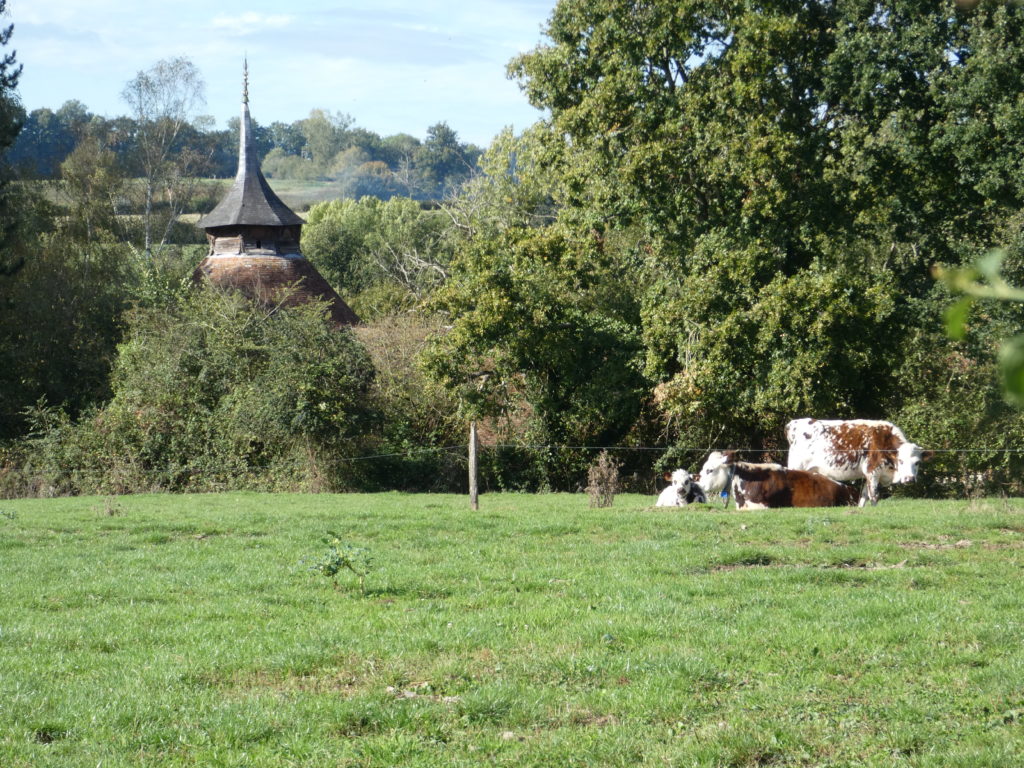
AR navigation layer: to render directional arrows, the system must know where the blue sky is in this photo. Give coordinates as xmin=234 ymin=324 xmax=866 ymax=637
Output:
xmin=11 ymin=0 xmax=555 ymax=147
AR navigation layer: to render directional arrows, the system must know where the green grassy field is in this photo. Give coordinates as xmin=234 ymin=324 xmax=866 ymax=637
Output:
xmin=2 ymin=492 xmax=1023 ymax=767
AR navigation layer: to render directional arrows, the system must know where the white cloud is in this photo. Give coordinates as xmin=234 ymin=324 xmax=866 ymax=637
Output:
xmin=210 ymin=12 xmax=293 ymax=37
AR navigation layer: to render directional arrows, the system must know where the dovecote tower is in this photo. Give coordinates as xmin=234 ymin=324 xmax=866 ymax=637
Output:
xmin=194 ymin=65 xmax=359 ymax=326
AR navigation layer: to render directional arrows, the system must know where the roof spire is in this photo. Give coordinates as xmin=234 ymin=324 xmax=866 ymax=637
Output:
xmin=197 ymin=64 xmax=304 ymax=229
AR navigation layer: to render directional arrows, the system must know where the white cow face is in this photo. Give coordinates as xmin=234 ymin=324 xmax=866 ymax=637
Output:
xmin=669 ymin=469 xmax=693 ymax=487
xmin=697 ymin=452 xmax=731 ymax=495
xmin=895 ymin=443 xmax=928 ymax=484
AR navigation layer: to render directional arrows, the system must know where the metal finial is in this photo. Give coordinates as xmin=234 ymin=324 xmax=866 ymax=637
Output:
xmin=243 ymin=58 xmax=249 ymax=104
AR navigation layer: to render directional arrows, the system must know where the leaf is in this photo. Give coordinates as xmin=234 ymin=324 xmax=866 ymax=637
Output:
xmin=999 ymin=334 xmax=1024 ymax=406
xmin=977 ymin=250 xmax=1006 ymax=283
xmin=944 ymin=297 xmax=974 ymax=340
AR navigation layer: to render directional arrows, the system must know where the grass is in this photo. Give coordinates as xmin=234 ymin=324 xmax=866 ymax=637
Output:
xmin=2 ymin=492 xmax=1024 ymax=766
xmin=35 ymin=176 xmax=338 ymax=219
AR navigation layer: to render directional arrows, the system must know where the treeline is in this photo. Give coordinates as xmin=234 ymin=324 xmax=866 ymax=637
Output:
xmin=5 ymin=0 xmax=1024 ymax=499
xmin=9 ymin=102 xmax=482 ymax=201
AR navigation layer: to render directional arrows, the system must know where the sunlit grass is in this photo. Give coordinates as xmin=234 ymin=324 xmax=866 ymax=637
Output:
xmin=2 ymin=492 xmax=1023 ymax=766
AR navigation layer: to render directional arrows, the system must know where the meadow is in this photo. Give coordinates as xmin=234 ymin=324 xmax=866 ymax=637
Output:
xmin=2 ymin=492 xmax=1023 ymax=767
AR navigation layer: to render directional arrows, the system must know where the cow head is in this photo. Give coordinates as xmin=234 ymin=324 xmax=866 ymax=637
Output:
xmin=895 ymin=442 xmax=931 ymax=484
xmin=697 ymin=451 xmax=734 ymax=495
xmin=669 ymin=468 xmax=693 ymax=487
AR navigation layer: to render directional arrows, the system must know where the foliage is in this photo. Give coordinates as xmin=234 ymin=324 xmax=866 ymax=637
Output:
xmin=57 ymin=136 xmax=125 ymax=241
xmin=648 ymin=245 xmax=901 ymax=450
xmin=0 ymin=0 xmax=23 ymax=278
xmin=426 ymin=224 xmax=647 ymax=488
xmin=457 ymin=0 xmax=1024 ymax=471
xmin=307 ymin=531 xmax=373 ymax=592
xmin=300 ymin=109 xmax=353 ymax=169
xmin=11 ymin=102 xmax=483 ymax=204
xmin=442 ymin=125 xmax=560 ymax=237
xmin=352 ymin=316 xmax=466 ymax=491
xmin=939 ymin=250 xmax=1024 ymax=405
xmin=18 ymin=287 xmax=377 ymax=495
xmin=303 ymin=196 xmax=455 ymax=317
xmin=0 ymin=221 xmax=136 ymax=440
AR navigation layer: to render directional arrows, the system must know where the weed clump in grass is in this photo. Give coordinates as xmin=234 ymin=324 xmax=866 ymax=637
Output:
xmin=308 ymin=532 xmax=373 ymax=593
xmin=96 ymin=497 xmax=123 ymax=516
xmin=587 ymin=450 xmax=621 ymax=508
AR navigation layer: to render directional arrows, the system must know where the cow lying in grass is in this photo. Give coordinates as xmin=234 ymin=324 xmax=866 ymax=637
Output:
xmin=696 ymin=451 xmax=859 ymax=509
xmin=655 ymin=469 xmax=707 ymax=506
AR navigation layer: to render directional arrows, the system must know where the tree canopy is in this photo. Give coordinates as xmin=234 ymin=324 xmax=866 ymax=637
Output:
xmin=427 ymin=0 xmax=1024 ymax=486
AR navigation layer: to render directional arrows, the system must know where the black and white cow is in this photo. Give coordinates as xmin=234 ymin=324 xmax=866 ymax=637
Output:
xmin=655 ymin=468 xmax=707 ymax=506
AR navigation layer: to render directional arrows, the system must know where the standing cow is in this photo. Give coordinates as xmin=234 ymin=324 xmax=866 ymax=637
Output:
xmin=785 ymin=418 xmax=932 ymax=507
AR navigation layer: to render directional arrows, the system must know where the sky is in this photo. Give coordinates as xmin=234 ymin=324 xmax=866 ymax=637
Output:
xmin=10 ymin=0 xmax=556 ymax=147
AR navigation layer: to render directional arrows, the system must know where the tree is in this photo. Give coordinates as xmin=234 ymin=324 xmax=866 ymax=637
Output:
xmin=269 ymin=120 xmax=305 ymax=156
xmin=425 ymin=224 xmax=647 ymax=488
xmin=0 ymin=0 xmax=24 ymax=276
xmin=58 ymin=136 xmax=124 ymax=242
xmin=300 ymin=109 xmax=353 ymax=171
xmin=414 ymin=122 xmax=479 ymax=198
xmin=120 ymin=56 xmax=208 ymax=255
xmin=0 ymin=222 xmax=136 ymax=440
xmin=303 ymin=196 xmax=454 ymax=317
xmin=503 ymin=0 xmax=1024 ymax=456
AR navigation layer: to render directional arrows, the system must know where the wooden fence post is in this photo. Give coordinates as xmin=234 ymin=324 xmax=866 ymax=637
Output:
xmin=469 ymin=420 xmax=479 ymax=511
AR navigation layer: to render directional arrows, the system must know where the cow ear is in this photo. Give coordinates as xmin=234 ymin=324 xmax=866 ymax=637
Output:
xmin=662 ymin=471 xmax=672 ymax=481
xmin=921 ymin=450 xmax=935 ymax=462
xmin=722 ymin=450 xmax=736 ymax=463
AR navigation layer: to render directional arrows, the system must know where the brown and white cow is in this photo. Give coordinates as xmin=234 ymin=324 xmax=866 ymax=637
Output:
xmin=696 ymin=451 xmax=859 ymax=510
xmin=785 ymin=418 xmax=932 ymax=507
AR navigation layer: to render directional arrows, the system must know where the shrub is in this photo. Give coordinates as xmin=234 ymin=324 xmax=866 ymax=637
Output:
xmin=18 ymin=286 xmax=377 ymax=494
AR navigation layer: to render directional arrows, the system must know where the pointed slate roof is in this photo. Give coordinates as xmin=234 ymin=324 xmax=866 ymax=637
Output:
xmin=198 ymin=66 xmax=304 ymax=229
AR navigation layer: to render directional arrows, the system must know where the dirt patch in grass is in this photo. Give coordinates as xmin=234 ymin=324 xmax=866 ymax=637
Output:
xmin=199 ymin=660 xmax=370 ymax=696
xmin=899 ymin=537 xmax=974 ymax=550
xmin=568 ymin=711 xmax=619 ymax=727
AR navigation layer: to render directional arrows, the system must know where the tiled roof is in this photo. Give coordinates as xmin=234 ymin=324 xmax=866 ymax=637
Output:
xmin=198 ymin=98 xmax=304 ymax=229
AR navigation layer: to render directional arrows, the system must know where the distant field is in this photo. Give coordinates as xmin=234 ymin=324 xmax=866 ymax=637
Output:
xmin=32 ymin=177 xmax=340 ymax=218
xmin=199 ymin=177 xmax=340 ymax=213
xmin=2 ymin=493 xmax=1024 ymax=767
xmin=260 ymin=178 xmax=344 ymax=212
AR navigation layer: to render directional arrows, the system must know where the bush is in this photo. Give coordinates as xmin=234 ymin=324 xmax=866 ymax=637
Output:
xmin=352 ymin=315 xmax=465 ymax=491
xmin=17 ymin=286 xmax=377 ymax=495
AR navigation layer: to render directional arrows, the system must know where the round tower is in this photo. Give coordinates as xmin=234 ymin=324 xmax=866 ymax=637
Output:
xmin=194 ymin=64 xmax=359 ymax=326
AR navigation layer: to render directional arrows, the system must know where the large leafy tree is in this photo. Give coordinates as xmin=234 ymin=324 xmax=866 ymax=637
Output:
xmin=502 ymin=0 xmax=1024 ymax=453
xmin=425 ymin=157 xmax=650 ymax=486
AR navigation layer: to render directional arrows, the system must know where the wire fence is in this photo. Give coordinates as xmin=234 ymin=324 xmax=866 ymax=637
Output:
xmin=3 ymin=441 xmax=1022 ymax=499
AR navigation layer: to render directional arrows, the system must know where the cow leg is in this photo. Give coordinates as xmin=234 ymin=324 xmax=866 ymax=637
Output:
xmin=859 ymin=475 xmax=880 ymax=507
